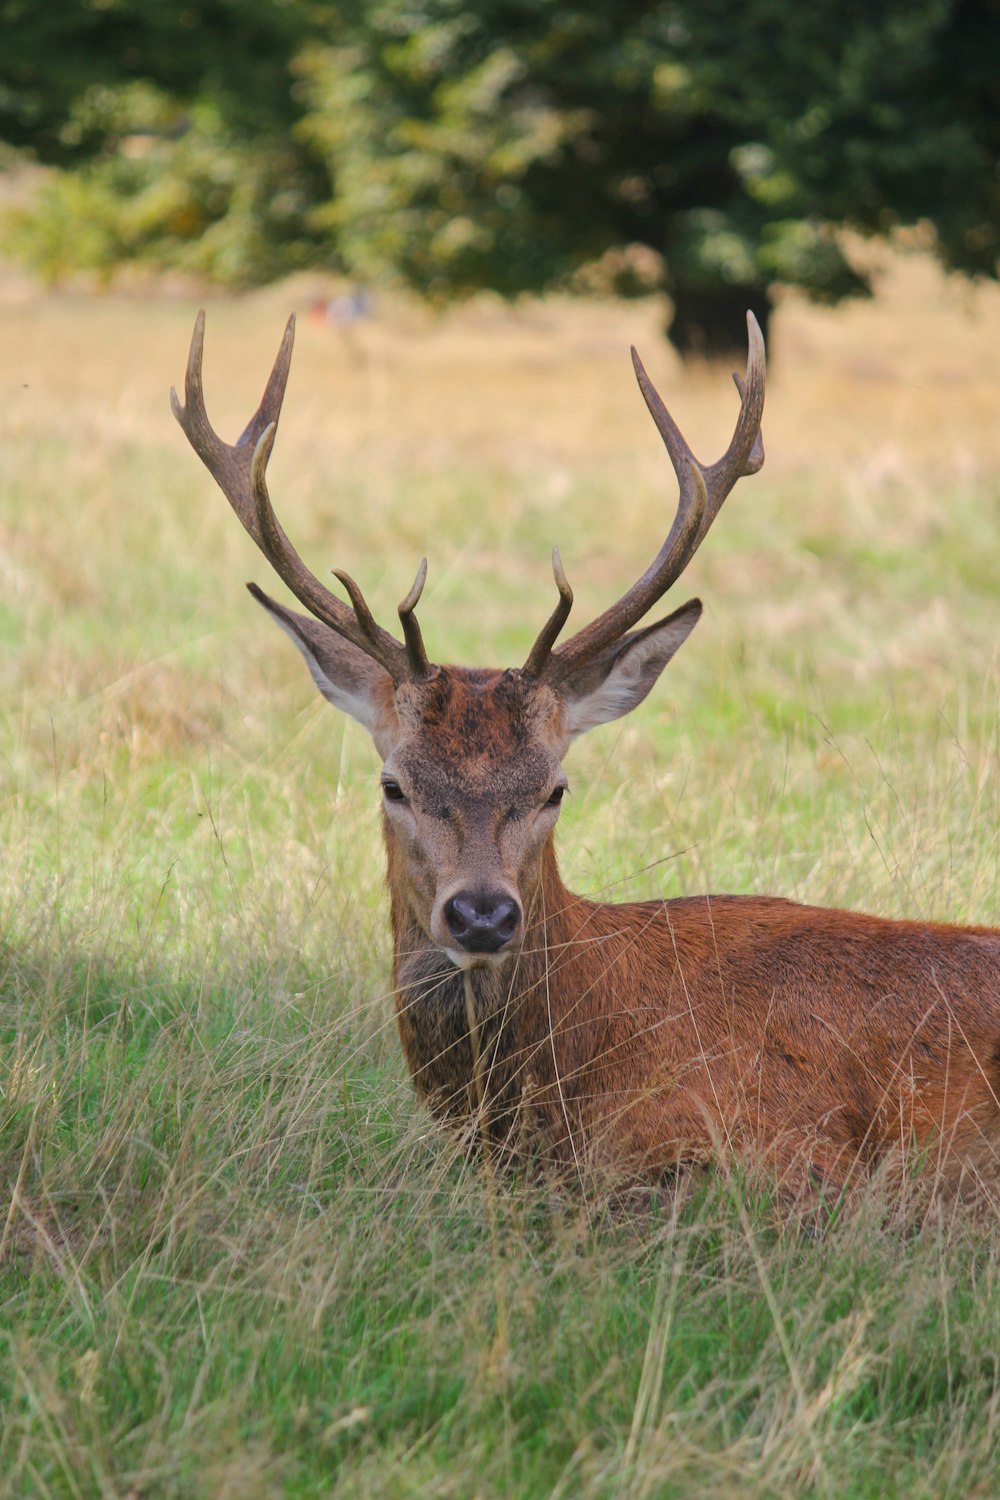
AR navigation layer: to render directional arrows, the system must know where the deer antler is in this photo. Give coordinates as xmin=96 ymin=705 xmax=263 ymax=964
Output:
xmin=170 ymin=311 xmax=434 ymax=684
xmin=523 ymin=311 xmax=765 ymax=683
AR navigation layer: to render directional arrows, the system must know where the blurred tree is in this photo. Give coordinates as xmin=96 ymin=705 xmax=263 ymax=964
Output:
xmin=0 ymin=0 xmax=312 ymax=160
xmin=1 ymin=0 xmax=336 ymax=285
xmin=3 ymin=0 xmax=998 ymax=354
xmin=5 ymin=81 xmax=334 ymax=287
xmin=298 ymin=0 xmax=1000 ymax=354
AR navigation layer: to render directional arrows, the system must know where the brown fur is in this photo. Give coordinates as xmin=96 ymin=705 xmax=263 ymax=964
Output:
xmin=385 ymin=667 xmax=1000 ymax=1200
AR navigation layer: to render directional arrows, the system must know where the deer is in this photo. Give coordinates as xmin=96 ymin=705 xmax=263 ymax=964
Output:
xmin=172 ymin=310 xmax=1000 ymax=1205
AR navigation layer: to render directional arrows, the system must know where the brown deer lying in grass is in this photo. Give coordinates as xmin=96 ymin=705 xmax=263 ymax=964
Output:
xmin=172 ymin=312 xmax=1000 ymax=1203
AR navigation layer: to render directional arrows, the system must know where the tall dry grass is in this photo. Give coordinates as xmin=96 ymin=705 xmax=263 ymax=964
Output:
xmin=1 ymin=252 xmax=999 ymax=1496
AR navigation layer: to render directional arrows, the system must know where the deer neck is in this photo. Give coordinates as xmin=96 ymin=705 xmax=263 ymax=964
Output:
xmin=386 ymin=835 xmax=581 ymax=1141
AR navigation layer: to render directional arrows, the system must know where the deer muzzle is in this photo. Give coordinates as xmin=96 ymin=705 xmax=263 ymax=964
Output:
xmin=441 ymin=890 xmax=522 ymax=958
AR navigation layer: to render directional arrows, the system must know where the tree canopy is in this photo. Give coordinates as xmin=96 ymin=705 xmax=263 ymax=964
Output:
xmin=3 ymin=0 xmax=998 ymax=354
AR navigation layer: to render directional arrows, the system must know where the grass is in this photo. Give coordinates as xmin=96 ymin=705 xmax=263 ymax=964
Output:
xmin=2 ymin=250 xmax=1000 ymax=1495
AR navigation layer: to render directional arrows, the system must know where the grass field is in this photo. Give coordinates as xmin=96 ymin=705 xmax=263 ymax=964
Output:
xmin=2 ymin=253 xmax=1000 ymax=1497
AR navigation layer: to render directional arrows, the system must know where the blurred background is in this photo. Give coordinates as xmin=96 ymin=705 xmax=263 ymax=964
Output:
xmin=3 ymin=0 xmax=1000 ymax=935
xmin=3 ymin=0 xmax=1000 ymax=871
xmin=2 ymin=0 xmax=999 ymax=355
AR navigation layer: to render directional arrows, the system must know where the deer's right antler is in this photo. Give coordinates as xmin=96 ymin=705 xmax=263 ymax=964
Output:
xmin=171 ymin=311 xmax=434 ymax=684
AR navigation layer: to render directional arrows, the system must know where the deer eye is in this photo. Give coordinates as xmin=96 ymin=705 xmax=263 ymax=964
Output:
xmin=381 ymin=779 xmax=406 ymax=803
xmin=546 ymin=785 xmax=567 ymax=807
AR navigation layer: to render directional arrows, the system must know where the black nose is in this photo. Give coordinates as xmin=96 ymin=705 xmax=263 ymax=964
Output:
xmin=443 ymin=892 xmax=521 ymax=953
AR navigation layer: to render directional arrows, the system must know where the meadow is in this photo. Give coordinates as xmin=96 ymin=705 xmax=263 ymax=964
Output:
xmin=2 ymin=253 xmax=1000 ymax=1496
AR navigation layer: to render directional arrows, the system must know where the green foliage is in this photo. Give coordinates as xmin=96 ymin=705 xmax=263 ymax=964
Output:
xmin=4 ymin=0 xmax=999 ymax=350
xmin=2 ymin=0 xmax=336 ymax=288
xmin=0 ymin=0 xmax=316 ymax=160
xmin=6 ymin=87 xmax=332 ymax=286
xmin=294 ymin=0 xmax=999 ymax=350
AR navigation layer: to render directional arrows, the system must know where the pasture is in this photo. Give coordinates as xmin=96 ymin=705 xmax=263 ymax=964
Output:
xmin=2 ymin=255 xmax=1000 ymax=1496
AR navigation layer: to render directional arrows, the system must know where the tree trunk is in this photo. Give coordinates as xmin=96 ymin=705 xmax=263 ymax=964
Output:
xmin=667 ymin=281 xmax=772 ymax=361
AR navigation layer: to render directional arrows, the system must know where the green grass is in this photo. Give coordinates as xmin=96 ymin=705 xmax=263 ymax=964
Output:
xmin=2 ymin=268 xmax=1000 ymax=1495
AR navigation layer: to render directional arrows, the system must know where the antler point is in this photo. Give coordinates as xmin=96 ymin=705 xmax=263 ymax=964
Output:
xmin=551 ymin=546 xmax=572 ymax=602
xmin=399 ymin=557 xmax=428 ymax=616
xmin=745 ymin=309 xmax=766 ymax=367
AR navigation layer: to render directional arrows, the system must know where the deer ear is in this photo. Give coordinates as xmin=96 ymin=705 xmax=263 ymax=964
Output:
xmin=558 ymin=599 xmax=702 ymax=738
xmin=247 ymin=583 xmax=391 ymax=734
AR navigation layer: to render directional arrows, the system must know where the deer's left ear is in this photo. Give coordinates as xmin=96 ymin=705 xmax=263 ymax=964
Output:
xmin=558 ymin=598 xmax=702 ymax=738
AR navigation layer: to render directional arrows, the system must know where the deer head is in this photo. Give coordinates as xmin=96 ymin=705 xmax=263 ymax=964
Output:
xmin=172 ymin=313 xmax=764 ymax=972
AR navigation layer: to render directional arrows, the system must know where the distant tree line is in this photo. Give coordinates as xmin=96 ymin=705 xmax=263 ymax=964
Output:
xmin=3 ymin=0 xmax=998 ymax=355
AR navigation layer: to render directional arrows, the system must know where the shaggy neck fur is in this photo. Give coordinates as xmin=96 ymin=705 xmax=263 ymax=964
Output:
xmin=388 ymin=835 xmax=592 ymax=1159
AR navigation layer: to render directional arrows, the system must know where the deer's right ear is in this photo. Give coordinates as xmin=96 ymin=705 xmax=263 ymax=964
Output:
xmin=247 ymin=584 xmax=391 ymax=734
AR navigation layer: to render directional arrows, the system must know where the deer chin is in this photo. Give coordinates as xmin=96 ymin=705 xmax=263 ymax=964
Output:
xmin=440 ymin=945 xmax=517 ymax=974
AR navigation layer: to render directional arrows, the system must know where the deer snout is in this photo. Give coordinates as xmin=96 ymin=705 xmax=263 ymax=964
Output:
xmin=442 ymin=891 xmax=522 ymax=955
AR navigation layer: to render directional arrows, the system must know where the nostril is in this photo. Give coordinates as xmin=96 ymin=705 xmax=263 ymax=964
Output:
xmin=493 ymin=900 xmax=518 ymax=941
xmin=443 ymin=892 xmax=522 ymax=953
xmin=444 ymin=895 xmax=476 ymax=939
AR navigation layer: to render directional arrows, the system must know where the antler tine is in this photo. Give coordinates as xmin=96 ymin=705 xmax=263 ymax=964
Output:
xmin=332 ymin=565 xmax=384 ymax=645
xmin=703 ymin=312 xmax=766 ymax=504
xmin=397 ymin=558 xmax=433 ymax=678
xmin=172 ymin=312 xmax=435 ymax=685
xmin=522 ymin=547 xmax=574 ymax=678
xmin=537 ymin=312 xmax=765 ymax=685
